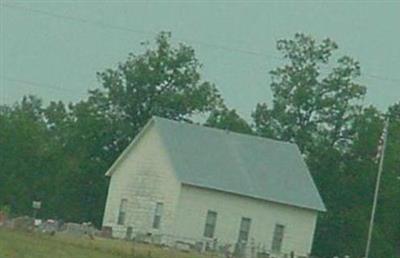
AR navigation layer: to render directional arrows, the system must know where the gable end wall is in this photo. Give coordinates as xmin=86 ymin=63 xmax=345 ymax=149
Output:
xmin=102 ymin=124 xmax=180 ymax=238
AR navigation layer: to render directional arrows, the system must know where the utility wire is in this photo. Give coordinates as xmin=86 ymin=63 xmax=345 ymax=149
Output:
xmin=1 ymin=76 xmax=87 ymax=95
xmin=3 ymin=2 xmax=399 ymax=84
xmin=0 ymin=3 xmax=281 ymax=60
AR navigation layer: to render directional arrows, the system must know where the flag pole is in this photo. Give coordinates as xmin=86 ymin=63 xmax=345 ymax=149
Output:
xmin=364 ymin=118 xmax=389 ymax=258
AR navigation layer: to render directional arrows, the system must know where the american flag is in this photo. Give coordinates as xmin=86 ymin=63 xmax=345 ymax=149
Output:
xmin=374 ymin=119 xmax=389 ymax=163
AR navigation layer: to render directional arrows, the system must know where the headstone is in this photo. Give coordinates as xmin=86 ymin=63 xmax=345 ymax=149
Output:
xmin=175 ymin=241 xmax=191 ymax=252
xmin=13 ymin=216 xmax=34 ymax=231
xmin=34 ymin=219 xmax=42 ymax=226
xmin=100 ymin=226 xmax=113 ymax=238
xmin=0 ymin=211 xmax=6 ymax=226
xmin=126 ymin=226 xmax=133 ymax=240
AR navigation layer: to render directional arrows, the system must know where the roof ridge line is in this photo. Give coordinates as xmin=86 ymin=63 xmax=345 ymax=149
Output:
xmin=153 ymin=115 xmax=296 ymax=147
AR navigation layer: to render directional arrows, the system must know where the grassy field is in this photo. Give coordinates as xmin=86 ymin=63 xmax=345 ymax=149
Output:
xmin=0 ymin=228 xmax=210 ymax=258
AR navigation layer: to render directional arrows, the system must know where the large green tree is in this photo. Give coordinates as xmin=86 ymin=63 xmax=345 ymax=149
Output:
xmin=253 ymin=33 xmax=366 ymax=155
xmin=310 ymin=106 xmax=398 ymax=257
xmin=252 ymin=33 xmax=399 ymax=258
xmin=0 ymin=96 xmax=68 ymax=218
xmin=0 ymin=32 xmax=224 ymax=226
xmin=54 ymin=32 xmax=222 ymax=225
xmin=94 ymin=32 xmax=222 ymax=154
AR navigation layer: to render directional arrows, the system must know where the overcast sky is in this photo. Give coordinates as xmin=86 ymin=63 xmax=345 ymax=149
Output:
xmin=1 ymin=1 xmax=399 ymax=119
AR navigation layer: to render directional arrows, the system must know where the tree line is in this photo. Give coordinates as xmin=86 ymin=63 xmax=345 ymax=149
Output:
xmin=0 ymin=32 xmax=398 ymax=258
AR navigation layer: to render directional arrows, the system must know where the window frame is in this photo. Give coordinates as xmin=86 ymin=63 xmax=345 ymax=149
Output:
xmin=203 ymin=210 xmax=218 ymax=238
xmin=117 ymin=198 xmax=128 ymax=225
xmin=152 ymin=202 xmax=164 ymax=229
xmin=271 ymin=223 xmax=285 ymax=253
xmin=238 ymin=217 xmax=251 ymax=243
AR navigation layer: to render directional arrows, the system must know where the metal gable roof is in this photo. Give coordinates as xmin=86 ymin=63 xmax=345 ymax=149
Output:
xmin=153 ymin=116 xmax=326 ymax=212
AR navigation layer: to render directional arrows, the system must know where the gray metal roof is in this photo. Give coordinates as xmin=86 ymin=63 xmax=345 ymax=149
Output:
xmin=153 ymin=116 xmax=326 ymax=212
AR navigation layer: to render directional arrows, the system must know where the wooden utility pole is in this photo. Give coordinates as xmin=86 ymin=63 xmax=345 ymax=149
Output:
xmin=364 ymin=118 xmax=389 ymax=258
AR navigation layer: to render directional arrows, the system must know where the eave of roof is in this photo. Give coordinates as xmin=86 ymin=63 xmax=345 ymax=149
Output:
xmin=181 ymin=182 xmax=326 ymax=212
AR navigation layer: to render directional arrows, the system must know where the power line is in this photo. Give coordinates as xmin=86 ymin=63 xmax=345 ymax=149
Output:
xmin=363 ymin=73 xmax=400 ymax=83
xmin=1 ymin=3 xmax=153 ymax=36
xmin=4 ymin=2 xmax=399 ymax=84
xmin=1 ymin=76 xmax=87 ymax=95
xmin=1 ymin=3 xmax=282 ymax=61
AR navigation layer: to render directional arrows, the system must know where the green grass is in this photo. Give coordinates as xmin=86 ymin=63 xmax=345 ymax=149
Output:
xmin=0 ymin=228 xmax=209 ymax=258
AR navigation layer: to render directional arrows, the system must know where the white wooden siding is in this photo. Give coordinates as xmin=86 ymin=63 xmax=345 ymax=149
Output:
xmin=102 ymin=124 xmax=180 ymax=238
xmin=102 ymin=119 xmax=320 ymax=256
xmin=173 ymin=184 xmax=318 ymax=256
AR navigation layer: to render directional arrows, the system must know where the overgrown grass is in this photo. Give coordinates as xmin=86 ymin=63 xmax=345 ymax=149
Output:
xmin=0 ymin=228 xmax=209 ymax=258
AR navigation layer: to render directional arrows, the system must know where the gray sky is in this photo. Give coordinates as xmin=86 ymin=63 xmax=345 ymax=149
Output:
xmin=1 ymin=1 xmax=399 ymax=119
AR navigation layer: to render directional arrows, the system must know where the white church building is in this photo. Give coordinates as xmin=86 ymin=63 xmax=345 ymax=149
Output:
xmin=102 ymin=116 xmax=325 ymax=257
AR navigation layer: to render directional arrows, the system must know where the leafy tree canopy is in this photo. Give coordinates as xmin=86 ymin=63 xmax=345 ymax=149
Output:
xmin=253 ymin=33 xmax=366 ymax=155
